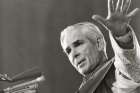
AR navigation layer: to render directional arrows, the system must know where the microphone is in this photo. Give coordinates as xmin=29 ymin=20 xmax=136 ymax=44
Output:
xmin=0 ymin=67 xmax=45 ymax=93
xmin=3 ymin=75 xmax=45 ymax=93
xmin=11 ymin=67 xmax=44 ymax=82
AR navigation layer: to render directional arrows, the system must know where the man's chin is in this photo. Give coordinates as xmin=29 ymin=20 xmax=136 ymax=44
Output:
xmin=78 ymin=68 xmax=89 ymax=76
xmin=78 ymin=66 xmax=97 ymax=76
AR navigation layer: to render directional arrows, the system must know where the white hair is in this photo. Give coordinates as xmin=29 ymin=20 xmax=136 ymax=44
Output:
xmin=60 ymin=22 xmax=108 ymax=58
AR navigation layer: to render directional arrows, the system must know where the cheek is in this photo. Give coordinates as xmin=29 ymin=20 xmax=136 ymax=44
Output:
xmin=68 ymin=56 xmax=73 ymax=65
xmin=85 ymin=46 xmax=99 ymax=64
xmin=84 ymin=45 xmax=96 ymax=57
xmin=67 ymin=55 xmax=77 ymax=69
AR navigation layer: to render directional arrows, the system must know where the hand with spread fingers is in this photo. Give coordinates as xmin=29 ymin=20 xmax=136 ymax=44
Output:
xmin=92 ymin=0 xmax=139 ymax=37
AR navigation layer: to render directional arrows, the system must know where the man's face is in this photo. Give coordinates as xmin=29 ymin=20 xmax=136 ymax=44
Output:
xmin=61 ymin=28 xmax=101 ymax=75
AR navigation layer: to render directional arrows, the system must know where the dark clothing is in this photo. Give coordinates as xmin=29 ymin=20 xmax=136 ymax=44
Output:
xmin=77 ymin=58 xmax=115 ymax=93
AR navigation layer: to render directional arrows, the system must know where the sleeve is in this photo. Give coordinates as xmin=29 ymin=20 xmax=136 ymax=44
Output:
xmin=112 ymin=69 xmax=140 ymax=93
xmin=109 ymin=24 xmax=140 ymax=83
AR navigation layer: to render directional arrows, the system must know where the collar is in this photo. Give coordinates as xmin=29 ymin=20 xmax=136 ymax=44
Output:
xmin=78 ymin=57 xmax=115 ymax=93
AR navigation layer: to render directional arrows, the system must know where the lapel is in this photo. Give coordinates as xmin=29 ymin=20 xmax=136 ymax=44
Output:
xmin=78 ymin=58 xmax=114 ymax=93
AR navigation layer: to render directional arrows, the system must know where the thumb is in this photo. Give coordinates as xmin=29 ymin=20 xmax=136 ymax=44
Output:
xmin=92 ymin=15 xmax=111 ymax=32
xmin=127 ymin=8 xmax=140 ymax=19
xmin=92 ymin=15 xmax=107 ymax=28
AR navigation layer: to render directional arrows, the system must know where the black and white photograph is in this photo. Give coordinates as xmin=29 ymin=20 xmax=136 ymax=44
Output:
xmin=0 ymin=0 xmax=140 ymax=93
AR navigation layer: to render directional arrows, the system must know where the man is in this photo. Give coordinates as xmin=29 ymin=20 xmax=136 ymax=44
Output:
xmin=60 ymin=0 xmax=140 ymax=93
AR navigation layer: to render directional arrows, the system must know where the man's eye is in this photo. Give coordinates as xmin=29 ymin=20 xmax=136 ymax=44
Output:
xmin=65 ymin=47 xmax=71 ymax=54
xmin=74 ymin=40 xmax=84 ymax=47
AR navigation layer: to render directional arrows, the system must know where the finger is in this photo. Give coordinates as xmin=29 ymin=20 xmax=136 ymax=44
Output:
xmin=122 ymin=0 xmax=131 ymax=14
xmin=92 ymin=15 xmax=107 ymax=27
xmin=127 ymin=8 xmax=140 ymax=19
xmin=116 ymin=0 xmax=123 ymax=12
xmin=120 ymin=0 xmax=124 ymax=12
xmin=108 ymin=0 xmax=115 ymax=16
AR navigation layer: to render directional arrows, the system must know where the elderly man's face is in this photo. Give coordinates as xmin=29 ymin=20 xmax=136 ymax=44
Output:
xmin=61 ymin=29 xmax=101 ymax=75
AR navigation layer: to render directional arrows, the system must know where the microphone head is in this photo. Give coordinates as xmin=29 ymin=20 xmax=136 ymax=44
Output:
xmin=11 ymin=67 xmax=43 ymax=82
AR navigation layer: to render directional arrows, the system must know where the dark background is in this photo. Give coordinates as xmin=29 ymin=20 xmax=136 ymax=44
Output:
xmin=0 ymin=0 xmax=139 ymax=93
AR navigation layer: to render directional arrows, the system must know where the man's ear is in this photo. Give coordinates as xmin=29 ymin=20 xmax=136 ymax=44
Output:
xmin=96 ymin=37 xmax=104 ymax=51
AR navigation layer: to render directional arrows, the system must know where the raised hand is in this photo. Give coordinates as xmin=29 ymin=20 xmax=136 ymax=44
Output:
xmin=92 ymin=0 xmax=139 ymax=37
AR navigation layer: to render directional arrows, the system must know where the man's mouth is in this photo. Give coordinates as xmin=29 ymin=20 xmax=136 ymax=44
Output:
xmin=77 ymin=58 xmax=86 ymax=67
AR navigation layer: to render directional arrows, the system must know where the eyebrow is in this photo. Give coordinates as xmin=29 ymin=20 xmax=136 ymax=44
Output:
xmin=73 ymin=40 xmax=83 ymax=46
xmin=64 ymin=39 xmax=83 ymax=54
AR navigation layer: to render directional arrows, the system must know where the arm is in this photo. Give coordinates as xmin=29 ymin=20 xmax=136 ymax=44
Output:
xmin=92 ymin=0 xmax=140 ymax=86
xmin=109 ymin=24 xmax=140 ymax=82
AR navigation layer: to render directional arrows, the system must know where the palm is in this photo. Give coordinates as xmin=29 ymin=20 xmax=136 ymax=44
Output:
xmin=106 ymin=13 xmax=129 ymax=35
xmin=108 ymin=13 xmax=128 ymax=25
